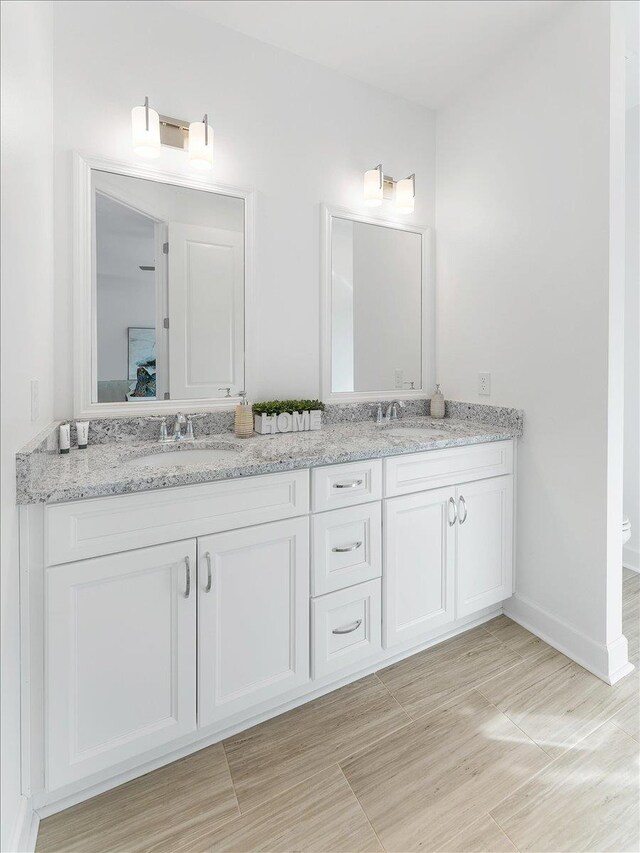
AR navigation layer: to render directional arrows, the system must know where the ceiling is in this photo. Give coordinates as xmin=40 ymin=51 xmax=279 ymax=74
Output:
xmin=174 ymin=0 xmax=567 ymax=109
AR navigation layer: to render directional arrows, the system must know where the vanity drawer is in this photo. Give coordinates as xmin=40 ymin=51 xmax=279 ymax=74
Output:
xmin=384 ymin=440 xmax=513 ymax=497
xmin=311 ymin=579 xmax=381 ymax=679
xmin=311 ymin=503 xmax=381 ymax=595
xmin=45 ymin=470 xmax=309 ymax=565
xmin=312 ymin=459 xmax=382 ymax=511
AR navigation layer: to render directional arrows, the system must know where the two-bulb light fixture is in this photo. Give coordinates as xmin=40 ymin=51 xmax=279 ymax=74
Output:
xmin=131 ymin=96 xmax=214 ymax=171
xmin=363 ymin=164 xmax=416 ymax=214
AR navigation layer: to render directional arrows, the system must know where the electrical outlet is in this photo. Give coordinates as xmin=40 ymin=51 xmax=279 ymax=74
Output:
xmin=30 ymin=379 xmax=39 ymax=421
xmin=478 ymin=372 xmax=491 ymax=396
xmin=395 ymin=369 xmax=403 ymax=389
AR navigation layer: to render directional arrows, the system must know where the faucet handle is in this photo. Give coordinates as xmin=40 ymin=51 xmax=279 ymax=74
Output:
xmin=159 ymin=417 xmax=168 ymax=442
xmin=218 ymin=387 xmax=232 ymax=398
xmin=185 ymin=416 xmax=194 ymax=441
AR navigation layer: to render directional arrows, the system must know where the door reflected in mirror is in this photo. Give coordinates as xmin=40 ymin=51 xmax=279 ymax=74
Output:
xmin=93 ymin=170 xmax=245 ymax=404
xmin=330 ymin=215 xmax=424 ymax=394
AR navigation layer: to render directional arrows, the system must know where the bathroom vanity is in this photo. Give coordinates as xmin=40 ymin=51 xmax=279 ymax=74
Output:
xmin=18 ymin=412 xmax=520 ymax=814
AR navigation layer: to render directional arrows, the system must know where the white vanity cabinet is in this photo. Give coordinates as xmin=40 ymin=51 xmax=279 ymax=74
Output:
xmin=46 ymin=540 xmax=197 ymax=789
xmin=197 ymin=517 xmax=310 ymax=728
xmin=455 ymin=475 xmax=513 ymax=617
xmin=383 ymin=487 xmax=456 ymax=647
xmin=29 ymin=440 xmax=516 ymax=812
xmin=383 ymin=442 xmax=514 ymax=648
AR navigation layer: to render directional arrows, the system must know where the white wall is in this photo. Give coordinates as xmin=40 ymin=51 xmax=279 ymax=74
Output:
xmin=436 ymin=1 xmax=626 ymax=679
xmin=0 ymin=1 xmax=55 ymax=849
xmin=624 ymin=103 xmax=640 ymax=571
xmin=51 ymin=0 xmax=436 ymax=417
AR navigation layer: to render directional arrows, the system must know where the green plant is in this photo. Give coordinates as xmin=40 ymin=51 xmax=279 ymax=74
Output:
xmin=252 ymin=399 xmax=325 ymax=417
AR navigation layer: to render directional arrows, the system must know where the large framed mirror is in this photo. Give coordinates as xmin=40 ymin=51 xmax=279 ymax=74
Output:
xmin=74 ymin=155 xmax=253 ymax=417
xmin=321 ymin=206 xmax=432 ymax=401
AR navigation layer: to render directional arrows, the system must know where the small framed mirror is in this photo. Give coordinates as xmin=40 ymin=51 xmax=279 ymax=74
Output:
xmin=74 ymin=155 xmax=253 ymax=417
xmin=321 ymin=206 xmax=432 ymax=401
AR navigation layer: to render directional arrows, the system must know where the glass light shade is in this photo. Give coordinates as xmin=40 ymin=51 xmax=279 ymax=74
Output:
xmin=188 ymin=121 xmax=214 ymax=171
xmin=131 ymin=104 xmax=161 ymax=159
xmin=363 ymin=168 xmax=383 ymax=207
xmin=395 ymin=177 xmax=415 ymax=214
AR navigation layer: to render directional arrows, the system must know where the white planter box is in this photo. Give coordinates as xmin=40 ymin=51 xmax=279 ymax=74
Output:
xmin=254 ymin=410 xmax=322 ymax=435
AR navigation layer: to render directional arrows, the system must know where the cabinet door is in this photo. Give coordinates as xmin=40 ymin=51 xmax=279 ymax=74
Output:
xmin=456 ymin=475 xmax=513 ymax=617
xmin=198 ymin=517 xmax=309 ymax=728
xmin=47 ymin=540 xmax=197 ymax=790
xmin=383 ymin=488 xmax=455 ymax=648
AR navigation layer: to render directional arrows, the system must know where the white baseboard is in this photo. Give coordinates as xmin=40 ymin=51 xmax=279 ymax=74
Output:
xmin=504 ymin=592 xmax=633 ymax=685
xmin=6 ymin=796 xmax=39 ymax=853
xmin=623 ymin=544 xmax=639 ymax=573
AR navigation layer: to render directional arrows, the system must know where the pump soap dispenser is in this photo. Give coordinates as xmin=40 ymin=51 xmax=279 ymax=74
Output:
xmin=431 ymin=384 xmax=445 ymax=419
xmin=235 ymin=391 xmax=254 ymax=438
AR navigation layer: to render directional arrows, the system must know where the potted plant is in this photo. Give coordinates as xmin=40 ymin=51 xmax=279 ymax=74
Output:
xmin=253 ymin=399 xmax=325 ymax=435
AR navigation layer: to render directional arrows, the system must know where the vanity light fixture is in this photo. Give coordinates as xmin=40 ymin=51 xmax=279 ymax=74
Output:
xmin=363 ymin=164 xmax=416 ymax=214
xmin=131 ymin=97 xmax=214 ymax=170
xmin=131 ymin=97 xmax=161 ymax=159
xmin=188 ymin=114 xmax=214 ymax=171
xmin=395 ymin=173 xmax=416 ymax=215
xmin=363 ymin=164 xmax=384 ymax=207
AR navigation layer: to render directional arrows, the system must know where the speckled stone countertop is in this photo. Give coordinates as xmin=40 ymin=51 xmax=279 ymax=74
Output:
xmin=16 ymin=412 xmax=522 ymax=504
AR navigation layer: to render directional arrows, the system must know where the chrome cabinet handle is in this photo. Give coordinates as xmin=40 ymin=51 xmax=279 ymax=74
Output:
xmin=183 ymin=556 xmax=191 ymax=598
xmin=332 ymin=541 xmax=362 ymax=553
xmin=448 ymin=496 xmax=458 ymax=527
xmin=332 ymin=619 xmax=362 ymax=635
xmin=458 ymin=495 xmax=468 ymax=524
xmin=204 ymin=551 xmax=212 ymax=593
xmin=334 ymin=479 xmax=363 ymax=489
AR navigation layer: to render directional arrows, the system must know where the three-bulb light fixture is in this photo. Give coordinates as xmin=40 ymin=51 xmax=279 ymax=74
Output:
xmin=131 ymin=96 xmax=214 ymax=171
xmin=363 ymin=164 xmax=415 ymax=214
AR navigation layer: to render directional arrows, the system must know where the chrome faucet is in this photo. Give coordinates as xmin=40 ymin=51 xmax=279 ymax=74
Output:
xmin=384 ymin=400 xmax=406 ymax=423
xmin=172 ymin=413 xmax=186 ymax=441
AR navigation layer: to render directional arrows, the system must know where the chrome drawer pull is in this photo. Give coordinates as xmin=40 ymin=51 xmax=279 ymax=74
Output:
xmin=332 ymin=541 xmax=362 ymax=553
xmin=448 ymin=496 xmax=458 ymax=527
xmin=204 ymin=551 xmax=212 ymax=593
xmin=183 ymin=556 xmax=191 ymax=598
xmin=458 ymin=495 xmax=468 ymax=524
xmin=332 ymin=619 xmax=362 ymax=635
xmin=334 ymin=479 xmax=363 ymax=489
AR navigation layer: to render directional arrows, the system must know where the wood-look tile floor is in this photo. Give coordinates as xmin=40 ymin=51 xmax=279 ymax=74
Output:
xmin=37 ymin=569 xmax=640 ymax=853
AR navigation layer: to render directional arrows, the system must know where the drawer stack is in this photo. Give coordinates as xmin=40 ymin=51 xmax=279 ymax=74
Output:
xmin=310 ymin=460 xmax=383 ymax=678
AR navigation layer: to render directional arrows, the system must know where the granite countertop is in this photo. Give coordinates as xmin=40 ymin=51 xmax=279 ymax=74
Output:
xmin=16 ymin=414 xmax=522 ymax=504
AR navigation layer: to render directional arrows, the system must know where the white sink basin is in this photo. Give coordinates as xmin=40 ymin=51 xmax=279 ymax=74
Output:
xmin=127 ymin=447 xmax=237 ymax=468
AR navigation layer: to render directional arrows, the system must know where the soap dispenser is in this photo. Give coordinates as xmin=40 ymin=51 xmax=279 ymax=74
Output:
xmin=235 ymin=391 xmax=254 ymax=438
xmin=431 ymin=384 xmax=445 ymax=419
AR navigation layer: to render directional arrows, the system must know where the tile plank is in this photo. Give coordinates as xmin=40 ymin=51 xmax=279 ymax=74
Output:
xmin=479 ymin=647 xmax=638 ymax=758
xmin=483 ymin=615 xmax=547 ymax=659
xmin=341 ymin=690 xmax=549 ymax=852
xmin=149 ymin=765 xmax=383 ymax=853
xmin=377 ymin=625 xmax=523 ymax=719
xmin=491 ymin=721 xmax=640 ymax=852
xmin=443 ymin=814 xmax=517 ymax=852
xmin=223 ymin=674 xmax=410 ymax=812
xmin=36 ymin=743 xmax=239 ymax=853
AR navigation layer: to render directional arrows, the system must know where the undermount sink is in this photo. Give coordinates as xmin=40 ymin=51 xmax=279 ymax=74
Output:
xmin=385 ymin=426 xmax=443 ymax=440
xmin=127 ymin=446 xmax=237 ymax=468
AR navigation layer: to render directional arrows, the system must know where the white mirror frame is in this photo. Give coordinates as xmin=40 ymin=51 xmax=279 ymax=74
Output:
xmin=73 ymin=153 xmax=255 ymax=418
xmin=320 ymin=204 xmax=434 ymax=402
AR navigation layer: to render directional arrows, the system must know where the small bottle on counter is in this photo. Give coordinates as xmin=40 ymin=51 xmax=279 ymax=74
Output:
xmin=430 ymin=384 xmax=445 ymax=419
xmin=59 ymin=423 xmax=71 ymax=454
xmin=76 ymin=421 xmax=89 ymax=449
xmin=234 ymin=391 xmax=254 ymax=438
